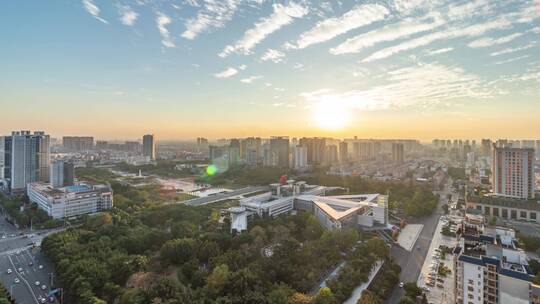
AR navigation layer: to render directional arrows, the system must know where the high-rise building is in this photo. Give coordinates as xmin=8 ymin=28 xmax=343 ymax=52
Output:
xmin=62 ymin=136 xmax=94 ymax=151
xmin=492 ymin=144 xmax=535 ymax=199
xmin=481 ymin=139 xmax=492 ymax=156
xmin=95 ymin=141 xmax=108 ymax=150
xmin=325 ymin=145 xmax=338 ymax=164
xmin=270 ymin=137 xmax=289 ymax=168
xmin=293 ymin=145 xmax=308 ymax=169
xmin=209 ymin=145 xmax=226 ymax=162
xmin=9 ymin=131 xmax=50 ymax=191
xmin=241 ymin=137 xmax=262 ymax=166
xmin=51 ymin=160 xmax=74 ymax=188
xmin=125 ymin=141 xmax=141 ymax=153
xmin=142 ymin=134 xmax=155 ymax=160
xmin=228 ymin=139 xmax=241 ymax=167
xmin=392 ymin=143 xmax=404 ymax=164
xmin=339 ymin=141 xmax=348 ymax=162
xmin=299 ymin=137 xmax=326 ymax=165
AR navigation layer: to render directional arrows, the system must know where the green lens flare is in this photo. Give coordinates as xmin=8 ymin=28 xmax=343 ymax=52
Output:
xmin=206 ymin=165 xmax=217 ymax=176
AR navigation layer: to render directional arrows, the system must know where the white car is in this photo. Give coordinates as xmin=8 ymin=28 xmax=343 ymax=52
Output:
xmin=399 ymin=282 xmax=404 ymax=288
xmin=35 ymin=281 xmax=40 ymax=286
xmin=6 ymin=269 xmax=12 ymax=274
xmin=41 ymin=285 xmax=46 ymax=290
xmin=38 ymin=265 xmax=43 ymax=269
xmin=14 ymin=278 xmax=20 ymax=283
xmin=17 ymin=268 xmax=23 ymax=273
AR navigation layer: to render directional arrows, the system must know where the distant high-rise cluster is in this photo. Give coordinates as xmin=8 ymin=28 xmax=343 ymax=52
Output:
xmin=62 ymin=136 xmax=94 ymax=151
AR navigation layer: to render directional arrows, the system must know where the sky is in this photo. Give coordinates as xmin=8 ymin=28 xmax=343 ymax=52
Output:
xmin=1 ymin=0 xmax=540 ymax=141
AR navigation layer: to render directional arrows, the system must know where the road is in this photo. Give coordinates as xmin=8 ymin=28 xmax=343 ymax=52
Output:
xmin=0 ymin=215 xmax=61 ymax=304
xmin=185 ymin=186 xmax=269 ymax=206
xmin=387 ymin=180 xmax=455 ymax=303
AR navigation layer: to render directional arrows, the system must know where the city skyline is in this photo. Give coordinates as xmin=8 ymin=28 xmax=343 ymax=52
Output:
xmin=1 ymin=0 xmax=540 ymax=140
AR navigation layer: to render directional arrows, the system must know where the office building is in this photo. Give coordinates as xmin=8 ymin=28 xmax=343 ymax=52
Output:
xmin=492 ymin=145 xmax=535 ymax=199
xmin=454 ymin=215 xmax=537 ymax=304
xmin=9 ymin=131 xmax=50 ymax=191
xmin=27 ymin=182 xmax=113 ymax=219
xmin=269 ymin=137 xmax=289 ymax=168
xmin=293 ymin=145 xmax=308 ymax=169
xmin=142 ymin=134 xmax=155 ymax=160
xmin=392 ymin=143 xmax=404 ymax=164
xmin=62 ymin=136 xmax=94 ymax=151
xmin=50 ymin=160 xmax=75 ymax=188
xmin=339 ymin=141 xmax=348 ymax=162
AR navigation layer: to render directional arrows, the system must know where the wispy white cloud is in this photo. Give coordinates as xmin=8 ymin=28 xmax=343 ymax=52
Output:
xmin=426 ymin=47 xmax=454 ymax=56
xmin=494 ymin=55 xmax=529 ymax=65
xmin=214 ymin=67 xmax=238 ymax=78
xmin=468 ymin=32 xmax=523 ymax=48
xmin=156 ymin=12 xmax=175 ymax=48
xmin=490 ymin=41 xmax=536 ymax=56
xmin=261 ymin=49 xmax=285 ymax=63
xmin=290 ymin=4 xmax=389 ymax=50
xmin=240 ymin=75 xmax=262 ymax=83
xmin=82 ymin=0 xmax=108 ymax=24
xmin=301 ymin=63 xmax=496 ymax=111
xmin=330 ymin=16 xmax=443 ymax=55
xmin=362 ymin=18 xmax=513 ymax=62
xmin=182 ymin=0 xmax=240 ymax=40
xmin=118 ymin=5 xmax=138 ymax=26
xmin=219 ymin=3 xmax=308 ymax=57
xmin=238 ymin=64 xmax=247 ymax=70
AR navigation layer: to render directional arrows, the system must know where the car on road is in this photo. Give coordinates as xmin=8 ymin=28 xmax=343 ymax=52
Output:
xmin=40 ymin=298 xmax=47 ymax=303
xmin=17 ymin=267 xmax=23 ymax=272
xmin=38 ymin=264 xmax=43 ymax=269
xmin=6 ymin=268 xmax=12 ymax=274
xmin=35 ymin=281 xmax=40 ymax=286
xmin=14 ymin=278 xmax=19 ymax=283
xmin=399 ymin=282 xmax=404 ymax=288
xmin=28 ymin=261 xmax=33 ymax=266
xmin=1 ymin=235 xmax=5 ymax=239
xmin=41 ymin=284 xmax=47 ymax=290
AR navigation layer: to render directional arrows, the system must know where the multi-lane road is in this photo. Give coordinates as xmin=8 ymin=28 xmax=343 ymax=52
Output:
xmin=387 ymin=180 xmax=456 ymax=303
xmin=0 ymin=215 xmax=61 ymax=304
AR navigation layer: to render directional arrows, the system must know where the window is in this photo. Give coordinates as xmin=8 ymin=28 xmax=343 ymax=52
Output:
xmin=511 ymin=210 xmax=517 ymax=219
xmin=493 ymin=208 xmax=499 ymax=216
xmin=484 ymin=206 xmax=490 ymax=215
xmin=531 ymin=212 xmax=537 ymax=220
xmin=520 ymin=211 xmax=527 ymax=218
xmin=502 ymin=209 xmax=508 ymax=218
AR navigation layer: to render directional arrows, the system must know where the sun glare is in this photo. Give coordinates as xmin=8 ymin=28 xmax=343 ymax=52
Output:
xmin=313 ymin=101 xmax=350 ymax=130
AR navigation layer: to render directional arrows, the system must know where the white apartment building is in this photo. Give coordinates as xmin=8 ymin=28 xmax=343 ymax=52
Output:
xmin=454 ymin=217 xmax=538 ymax=304
xmin=27 ymin=182 xmax=113 ymax=219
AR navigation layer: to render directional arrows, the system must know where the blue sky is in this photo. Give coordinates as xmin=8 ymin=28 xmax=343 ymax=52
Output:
xmin=1 ymin=0 xmax=539 ymax=140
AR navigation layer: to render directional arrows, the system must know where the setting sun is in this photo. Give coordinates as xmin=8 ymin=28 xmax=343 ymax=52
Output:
xmin=312 ymin=101 xmax=351 ymax=130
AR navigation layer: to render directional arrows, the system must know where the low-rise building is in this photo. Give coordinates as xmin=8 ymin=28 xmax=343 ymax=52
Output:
xmin=27 ymin=182 xmax=113 ymax=219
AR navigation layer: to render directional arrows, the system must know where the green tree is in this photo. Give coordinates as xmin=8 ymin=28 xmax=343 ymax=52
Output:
xmin=313 ymin=288 xmax=337 ymax=304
